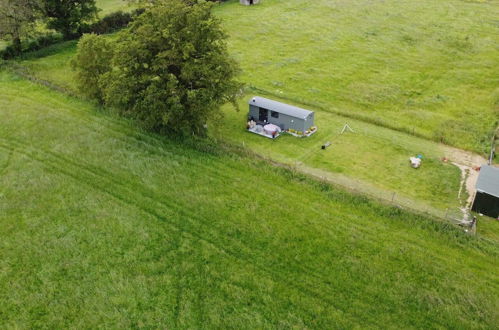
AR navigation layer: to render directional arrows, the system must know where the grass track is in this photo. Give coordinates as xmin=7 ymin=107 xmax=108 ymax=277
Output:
xmin=1 ymin=72 xmax=499 ymax=327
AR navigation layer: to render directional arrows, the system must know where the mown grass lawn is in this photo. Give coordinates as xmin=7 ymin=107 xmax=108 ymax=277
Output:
xmin=216 ymin=0 xmax=499 ymax=153
xmin=218 ymin=97 xmax=462 ymax=212
xmin=1 ymin=72 xmax=498 ymax=328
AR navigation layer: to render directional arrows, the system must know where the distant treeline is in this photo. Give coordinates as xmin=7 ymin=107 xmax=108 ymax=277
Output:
xmin=1 ymin=9 xmax=144 ymax=60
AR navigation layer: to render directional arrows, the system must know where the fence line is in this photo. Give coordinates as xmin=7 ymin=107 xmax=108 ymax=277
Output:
xmin=234 ymin=142 xmax=473 ymax=231
xmin=4 ymin=62 xmax=79 ymax=98
xmin=489 ymin=127 xmax=498 ymax=165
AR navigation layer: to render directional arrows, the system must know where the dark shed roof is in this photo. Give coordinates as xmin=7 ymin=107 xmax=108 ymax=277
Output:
xmin=249 ymin=96 xmax=313 ymax=119
xmin=476 ymin=165 xmax=499 ymax=198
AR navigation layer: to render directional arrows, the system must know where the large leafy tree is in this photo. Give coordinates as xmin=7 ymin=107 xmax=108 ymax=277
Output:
xmin=95 ymin=0 xmax=241 ymax=136
xmin=0 ymin=0 xmax=42 ymax=54
xmin=43 ymin=0 xmax=98 ymax=39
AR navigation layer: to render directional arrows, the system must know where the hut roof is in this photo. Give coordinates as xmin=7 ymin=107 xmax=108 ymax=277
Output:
xmin=476 ymin=165 xmax=499 ymax=198
xmin=249 ymin=96 xmax=313 ymax=120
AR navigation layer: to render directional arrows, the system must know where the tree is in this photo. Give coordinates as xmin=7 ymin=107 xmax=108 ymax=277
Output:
xmin=71 ymin=33 xmax=113 ymax=101
xmin=43 ymin=0 xmax=98 ymax=39
xmin=97 ymin=0 xmax=241 ymax=136
xmin=0 ymin=0 xmax=42 ymax=54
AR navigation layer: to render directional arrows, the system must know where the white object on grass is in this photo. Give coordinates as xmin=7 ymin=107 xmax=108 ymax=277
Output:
xmin=409 ymin=157 xmax=421 ymax=168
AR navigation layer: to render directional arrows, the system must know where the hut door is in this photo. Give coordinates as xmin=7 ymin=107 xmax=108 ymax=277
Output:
xmin=259 ymin=108 xmax=268 ymax=122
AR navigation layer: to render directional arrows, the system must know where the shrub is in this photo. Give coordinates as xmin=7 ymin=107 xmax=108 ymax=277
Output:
xmin=1 ymin=9 xmax=144 ymax=60
xmin=71 ymin=34 xmax=113 ymax=101
xmin=1 ymin=34 xmax=63 ymax=60
xmin=83 ymin=9 xmax=145 ymax=35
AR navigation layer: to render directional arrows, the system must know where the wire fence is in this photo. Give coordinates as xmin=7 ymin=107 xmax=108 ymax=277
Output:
xmin=263 ymin=155 xmax=469 ymax=227
xmin=298 ymin=163 xmax=479 ymax=234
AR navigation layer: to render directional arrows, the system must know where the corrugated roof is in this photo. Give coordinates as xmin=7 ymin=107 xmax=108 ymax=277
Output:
xmin=249 ymin=96 xmax=313 ymax=119
xmin=476 ymin=165 xmax=499 ymax=198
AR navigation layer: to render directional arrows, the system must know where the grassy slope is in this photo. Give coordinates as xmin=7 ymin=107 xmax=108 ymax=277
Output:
xmin=17 ymin=40 xmax=464 ymax=213
xmin=96 ymin=0 xmax=132 ymax=16
xmin=1 ymin=72 xmax=499 ymax=328
xmin=216 ymin=0 xmax=499 ymax=152
xmin=16 ymin=41 xmax=79 ymax=88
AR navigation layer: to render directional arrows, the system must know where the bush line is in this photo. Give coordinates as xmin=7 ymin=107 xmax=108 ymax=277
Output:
xmin=1 ymin=9 xmax=144 ymax=60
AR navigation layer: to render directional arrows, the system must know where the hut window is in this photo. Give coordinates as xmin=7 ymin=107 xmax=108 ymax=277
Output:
xmin=271 ymin=111 xmax=279 ymax=118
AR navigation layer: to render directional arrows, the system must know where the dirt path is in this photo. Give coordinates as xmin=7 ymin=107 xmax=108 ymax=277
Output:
xmin=441 ymin=145 xmax=487 ymax=221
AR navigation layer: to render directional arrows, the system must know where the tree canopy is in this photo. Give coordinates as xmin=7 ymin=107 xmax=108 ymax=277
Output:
xmin=73 ymin=0 xmax=241 ymax=136
xmin=0 ymin=0 xmax=42 ymax=53
xmin=43 ymin=0 xmax=98 ymax=39
xmin=0 ymin=0 xmax=98 ymax=55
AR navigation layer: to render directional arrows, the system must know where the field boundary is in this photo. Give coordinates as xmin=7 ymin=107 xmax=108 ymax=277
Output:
xmin=219 ymin=139 xmax=481 ymax=233
xmin=2 ymin=62 xmax=78 ymax=98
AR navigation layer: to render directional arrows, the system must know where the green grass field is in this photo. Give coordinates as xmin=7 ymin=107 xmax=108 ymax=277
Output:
xmin=2 ymin=0 xmax=499 ymax=326
xmin=1 ymin=72 xmax=498 ymax=327
xmin=15 ymin=0 xmax=499 ymax=215
xmin=17 ymin=41 xmax=469 ymax=215
xmin=18 ymin=0 xmax=499 ymax=155
xmin=216 ymin=0 xmax=499 ymax=153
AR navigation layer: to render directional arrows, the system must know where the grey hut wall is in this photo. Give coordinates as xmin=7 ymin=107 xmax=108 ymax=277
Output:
xmin=240 ymin=0 xmax=260 ymax=5
xmin=248 ymin=105 xmax=315 ymax=132
xmin=249 ymin=105 xmax=259 ymax=121
xmin=306 ymin=112 xmax=315 ymax=131
xmin=248 ymin=106 xmax=303 ymax=131
xmin=472 ymin=192 xmax=499 ymax=218
xmin=270 ymin=112 xmax=307 ymax=131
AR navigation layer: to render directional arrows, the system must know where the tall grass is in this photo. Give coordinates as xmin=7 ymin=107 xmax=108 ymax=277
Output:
xmin=1 ymin=71 xmax=498 ymax=328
